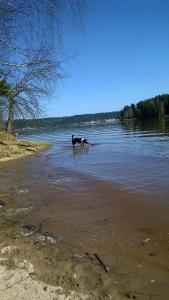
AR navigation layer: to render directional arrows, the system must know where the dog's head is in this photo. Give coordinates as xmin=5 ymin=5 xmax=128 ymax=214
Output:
xmin=72 ymin=135 xmax=74 ymax=140
xmin=83 ymin=139 xmax=88 ymax=144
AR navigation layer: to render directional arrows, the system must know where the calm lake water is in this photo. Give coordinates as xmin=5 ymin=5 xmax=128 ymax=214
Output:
xmin=20 ymin=118 xmax=169 ymax=202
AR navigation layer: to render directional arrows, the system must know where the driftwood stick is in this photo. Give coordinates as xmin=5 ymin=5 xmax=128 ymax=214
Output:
xmin=133 ymin=291 xmax=158 ymax=298
xmin=0 ymin=275 xmax=29 ymax=292
xmin=94 ymin=253 xmax=109 ymax=273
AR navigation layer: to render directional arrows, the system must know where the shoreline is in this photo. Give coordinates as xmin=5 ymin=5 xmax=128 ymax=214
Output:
xmin=0 ymin=170 xmax=169 ymax=299
xmin=0 ymin=193 xmax=169 ymax=300
xmin=0 ymin=138 xmax=169 ymax=299
xmin=0 ymin=132 xmax=51 ymax=163
xmin=0 ymin=151 xmax=40 ymax=163
xmin=0 ymin=146 xmax=50 ymax=163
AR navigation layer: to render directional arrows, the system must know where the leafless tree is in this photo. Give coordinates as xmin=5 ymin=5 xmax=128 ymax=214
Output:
xmin=0 ymin=0 xmax=87 ymax=67
xmin=5 ymin=48 xmax=68 ymax=133
xmin=0 ymin=0 xmax=88 ymax=132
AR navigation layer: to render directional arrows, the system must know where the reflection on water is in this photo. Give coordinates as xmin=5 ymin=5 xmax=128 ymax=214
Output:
xmin=4 ymin=118 xmax=169 ymax=201
xmin=121 ymin=117 xmax=169 ymax=132
xmin=72 ymin=145 xmax=89 ymax=157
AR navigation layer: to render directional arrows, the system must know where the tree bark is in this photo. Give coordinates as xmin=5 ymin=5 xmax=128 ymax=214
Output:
xmin=6 ymin=97 xmax=14 ymax=133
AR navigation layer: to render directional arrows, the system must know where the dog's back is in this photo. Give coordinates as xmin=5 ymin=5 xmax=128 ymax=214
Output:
xmin=72 ymin=135 xmax=82 ymax=145
xmin=72 ymin=135 xmax=89 ymax=146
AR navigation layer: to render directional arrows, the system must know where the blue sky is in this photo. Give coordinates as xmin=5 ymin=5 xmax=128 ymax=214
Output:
xmin=46 ymin=0 xmax=169 ymax=117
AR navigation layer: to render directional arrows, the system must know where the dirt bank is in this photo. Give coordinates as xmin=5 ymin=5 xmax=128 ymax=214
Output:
xmin=0 ymin=184 xmax=169 ymax=300
xmin=0 ymin=132 xmax=50 ymax=162
xmin=0 ymin=219 xmax=123 ymax=300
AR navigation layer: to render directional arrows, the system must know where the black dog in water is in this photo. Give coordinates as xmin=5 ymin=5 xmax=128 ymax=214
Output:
xmin=72 ymin=135 xmax=89 ymax=147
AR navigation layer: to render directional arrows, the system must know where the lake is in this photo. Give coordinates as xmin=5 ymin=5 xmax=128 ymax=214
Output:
xmin=1 ymin=119 xmax=169 ymax=299
xmin=20 ymin=118 xmax=169 ymax=203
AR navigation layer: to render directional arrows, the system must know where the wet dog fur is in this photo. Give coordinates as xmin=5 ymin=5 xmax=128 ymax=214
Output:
xmin=72 ymin=135 xmax=89 ymax=147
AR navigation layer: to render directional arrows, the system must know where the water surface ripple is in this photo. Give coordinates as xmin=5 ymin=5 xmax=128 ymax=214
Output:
xmin=17 ymin=119 xmax=169 ymax=202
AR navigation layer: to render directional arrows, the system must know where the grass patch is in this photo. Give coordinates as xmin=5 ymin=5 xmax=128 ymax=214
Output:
xmin=0 ymin=132 xmax=50 ymax=159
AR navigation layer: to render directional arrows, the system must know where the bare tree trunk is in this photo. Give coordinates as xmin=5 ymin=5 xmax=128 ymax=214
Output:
xmin=6 ymin=97 xmax=14 ymax=133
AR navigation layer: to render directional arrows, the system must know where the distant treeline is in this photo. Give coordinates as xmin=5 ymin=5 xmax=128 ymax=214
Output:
xmin=14 ymin=111 xmax=120 ymax=129
xmin=121 ymin=94 xmax=169 ymax=120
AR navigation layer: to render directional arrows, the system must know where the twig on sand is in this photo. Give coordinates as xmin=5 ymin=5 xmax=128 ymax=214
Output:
xmin=131 ymin=291 xmax=158 ymax=299
xmin=94 ymin=253 xmax=109 ymax=273
xmin=22 ymin=223 xmax=60 ymax=243
xmin=0 ymin=275 xmax=29 ymax=292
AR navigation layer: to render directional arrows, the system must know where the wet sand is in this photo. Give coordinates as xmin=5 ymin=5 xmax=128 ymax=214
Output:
xmin=0 ymin=154 xmax=169 ymax=299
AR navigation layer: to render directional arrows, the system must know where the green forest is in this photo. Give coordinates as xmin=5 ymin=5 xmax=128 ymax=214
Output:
xmin=13 ymin=111 xmax=120 ymax=130
xmin=120 ymin=94 xmax=169 ymax=120
xmin=10 ymin=94 xmax=169 ymax=130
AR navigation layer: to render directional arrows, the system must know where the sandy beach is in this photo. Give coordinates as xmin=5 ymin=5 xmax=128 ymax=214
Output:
xmin=0 ymin=152 xmax=169 ymax=299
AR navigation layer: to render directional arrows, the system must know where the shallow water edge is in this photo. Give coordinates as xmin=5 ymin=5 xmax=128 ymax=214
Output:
xmin=0 ymin=151 xmax=169 ymax=299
